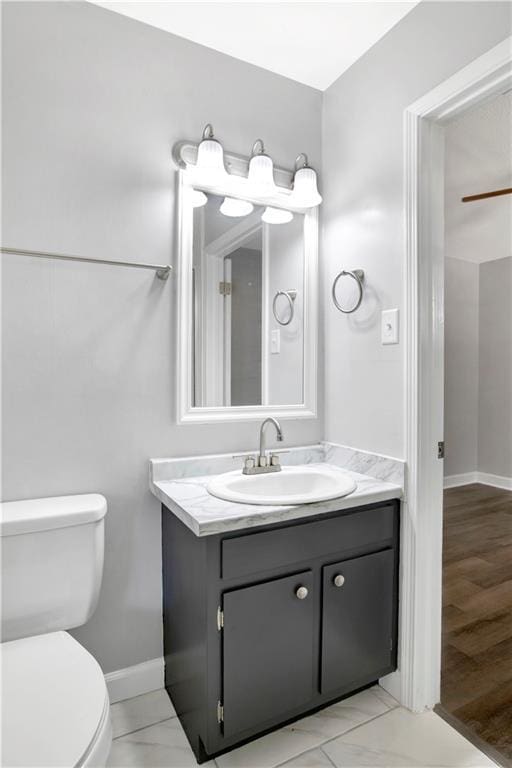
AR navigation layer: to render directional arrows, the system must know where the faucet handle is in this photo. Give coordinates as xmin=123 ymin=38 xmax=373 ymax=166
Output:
xmin=269 ymin=453 xmax=283 ymax=467
xmin=233 ymin=454 xmax=257 ymax=470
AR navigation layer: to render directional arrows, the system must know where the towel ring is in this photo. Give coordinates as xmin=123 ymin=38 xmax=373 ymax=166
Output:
xmin=273 ymin=289 xmax=297 ymax=326
xmin=332 ymin=269 xmax=365 ymax=314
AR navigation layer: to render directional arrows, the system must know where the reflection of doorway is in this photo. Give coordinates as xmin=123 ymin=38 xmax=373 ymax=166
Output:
xmin=199 ymin=217 xmax=266 ymax=407
xmin=224 ymin=248 xmax=262 ymax=407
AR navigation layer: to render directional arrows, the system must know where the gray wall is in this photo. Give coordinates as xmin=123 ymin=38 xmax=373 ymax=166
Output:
xmin=267 ymin=216 xmax=305 ymax=405
xmin=444 ymin=258 xmax=480 ymax=477
xmin=321 ymin=1 xmax=511 ymax=458
xmin=444 ymin=257 xmax=512 ymax=480
xmin=1 ymin=1 xmax=322 ymax=673
xmin=478 ymin=257 xmax=512 ymax=478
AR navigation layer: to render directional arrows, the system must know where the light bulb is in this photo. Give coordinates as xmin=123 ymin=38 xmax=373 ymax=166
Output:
xmin=248 ymin=148 xmax=275 ymax=197
xmin=191 ymin=190 xmax=207 ymax=208
xmin=190 ymin=124 xmax=226 ymax=185
xmin=291 ymin=158 xmax=322 ymax=207
xmin=261 ymin=207 xmax=293 ymax=224
xmin=220 ymin=197 xmax=254 ymax=217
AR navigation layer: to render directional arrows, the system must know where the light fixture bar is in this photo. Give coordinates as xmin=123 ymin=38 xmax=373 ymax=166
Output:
xmin=173 ymin=127 xmax=322 ymax=210
xmin=172 ymin=141 xmax=294 ymax=190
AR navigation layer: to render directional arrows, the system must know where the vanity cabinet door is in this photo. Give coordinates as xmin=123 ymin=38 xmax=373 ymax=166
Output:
xmin=222 ymin=571 xmax=315 ymax=738
xmin=321 ymin=549 xmax=394 ymax=694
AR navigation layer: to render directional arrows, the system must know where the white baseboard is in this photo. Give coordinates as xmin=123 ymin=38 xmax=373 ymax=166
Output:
xmin=443 ymin=472 xmax=478 ymax=489
xmin=105 ymin=657 xmax=164 ymax=704
xmin=476 ymin=472 xmax=512 ymax=491
xmin=379 ymin=669 xmax=402 ymax=706
xmin=444 ymin=471 xmax=512 ymax=490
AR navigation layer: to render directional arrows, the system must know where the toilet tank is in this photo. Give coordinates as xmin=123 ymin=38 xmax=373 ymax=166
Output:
xmin=0 ymin=494 xmax=107 ymax=642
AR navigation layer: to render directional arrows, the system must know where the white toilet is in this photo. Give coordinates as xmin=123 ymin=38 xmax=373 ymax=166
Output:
xmin=1 ymin=494 xmax=112 ymax=767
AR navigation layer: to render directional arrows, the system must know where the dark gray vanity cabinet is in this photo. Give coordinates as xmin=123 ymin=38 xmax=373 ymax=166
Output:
xmin=161 ymin=500 xmax=399 ymax=763
xmin=321 ymin=550 xmax=395 ymax=695
xmin=223 ymin=570 xmax=315 ymax=738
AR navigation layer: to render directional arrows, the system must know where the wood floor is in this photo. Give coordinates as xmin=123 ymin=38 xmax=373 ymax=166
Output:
xmin=442 ymin=483 xmax=512 ymax=765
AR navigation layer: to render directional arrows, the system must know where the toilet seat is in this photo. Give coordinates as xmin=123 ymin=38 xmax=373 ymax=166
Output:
xmin=2 ymin=631 xmax=112 ymax=767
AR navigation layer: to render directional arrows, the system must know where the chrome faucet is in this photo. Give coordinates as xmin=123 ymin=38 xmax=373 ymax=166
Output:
xmin=259 ymin=417 xmax=284 ymax=464
xmin=241 ymin=418 xmax=285 ymax=475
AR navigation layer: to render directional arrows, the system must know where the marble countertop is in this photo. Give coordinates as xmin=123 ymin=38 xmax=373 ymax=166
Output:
xmin=149 ymin=443 xmax=404 ymax=537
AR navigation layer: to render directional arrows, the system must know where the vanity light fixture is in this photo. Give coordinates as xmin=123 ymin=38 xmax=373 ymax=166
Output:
xmin=290 ymin=153 xmax=322 ymax=207
xmin=220 ymin=197 xmax=254 ymax=217
xmin=248 ymin=139 xmax=276 ymax=197
xmin=261 ymin=207 xmax=293 ymax=224
xmin=192 ymin=124 xmax=226 ymax=185
xmin=181 ymin=126 xmax=323 ymax=210
xmin=191 ymin=189 xmax=207 ymax=208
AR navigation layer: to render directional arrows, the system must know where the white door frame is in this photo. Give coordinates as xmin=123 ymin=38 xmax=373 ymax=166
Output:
xmin=398 ymin=36 xmax=512 ymax=713
xmin=223 ymin=256 xmax=232 ymax=407
xmin=261 ymin=224 xmax=270 ymax=406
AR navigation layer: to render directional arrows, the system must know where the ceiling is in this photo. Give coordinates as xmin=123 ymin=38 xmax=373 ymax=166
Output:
xmin=445 ymin=91 xmax=512 ymax=265
xmin=92 ymin=1 xmax=419 ymax=91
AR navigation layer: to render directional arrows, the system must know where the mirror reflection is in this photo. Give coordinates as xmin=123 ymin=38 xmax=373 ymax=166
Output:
xmin=191 ymin=190 xmax=305 ymax=408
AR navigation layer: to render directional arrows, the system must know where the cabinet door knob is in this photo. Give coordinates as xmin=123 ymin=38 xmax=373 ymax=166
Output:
xmin=295 ymin=586 xmax=308 ymax=600
xmin=333 ymin=574 xmax=345 ymax=588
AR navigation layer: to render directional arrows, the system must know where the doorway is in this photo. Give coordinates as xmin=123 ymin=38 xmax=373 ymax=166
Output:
xmin=439 ymin=90 xmax=512 ymax=764
xmin=398 ymin=33 xmax=512 ymax=733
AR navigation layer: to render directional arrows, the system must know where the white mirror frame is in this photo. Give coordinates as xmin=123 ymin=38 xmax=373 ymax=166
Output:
xmin=175 ymin=142 xmax=318 ymax=424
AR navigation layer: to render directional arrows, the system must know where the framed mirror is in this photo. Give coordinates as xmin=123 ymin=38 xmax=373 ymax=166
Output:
xmin=176 ymin=151 xmax=318 ymax=423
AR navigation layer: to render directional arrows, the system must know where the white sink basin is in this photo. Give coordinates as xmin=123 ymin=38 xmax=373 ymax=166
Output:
xmin=206 ymin=465 xmax=357 ymax=506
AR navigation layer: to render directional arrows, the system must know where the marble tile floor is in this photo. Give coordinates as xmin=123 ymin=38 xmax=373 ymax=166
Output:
xmin=107 ymin=687 xmax=496 ymax=768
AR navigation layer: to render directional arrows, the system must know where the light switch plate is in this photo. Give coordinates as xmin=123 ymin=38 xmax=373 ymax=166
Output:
xmin=381 ymin=309 xmax=399 ymax=345
xmin=271 ymin=329 xmax=280 ymax=354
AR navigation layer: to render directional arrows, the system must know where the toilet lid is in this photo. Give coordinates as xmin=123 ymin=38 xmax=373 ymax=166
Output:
xmin=2 ymin=631 xmax=109 ymax=767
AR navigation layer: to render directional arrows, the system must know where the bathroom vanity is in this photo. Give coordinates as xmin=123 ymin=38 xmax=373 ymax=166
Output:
xmin=160 ymin=144 xmax=405 ymax=762
xmin=152 ymin=446 xmax=402 ymax=763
